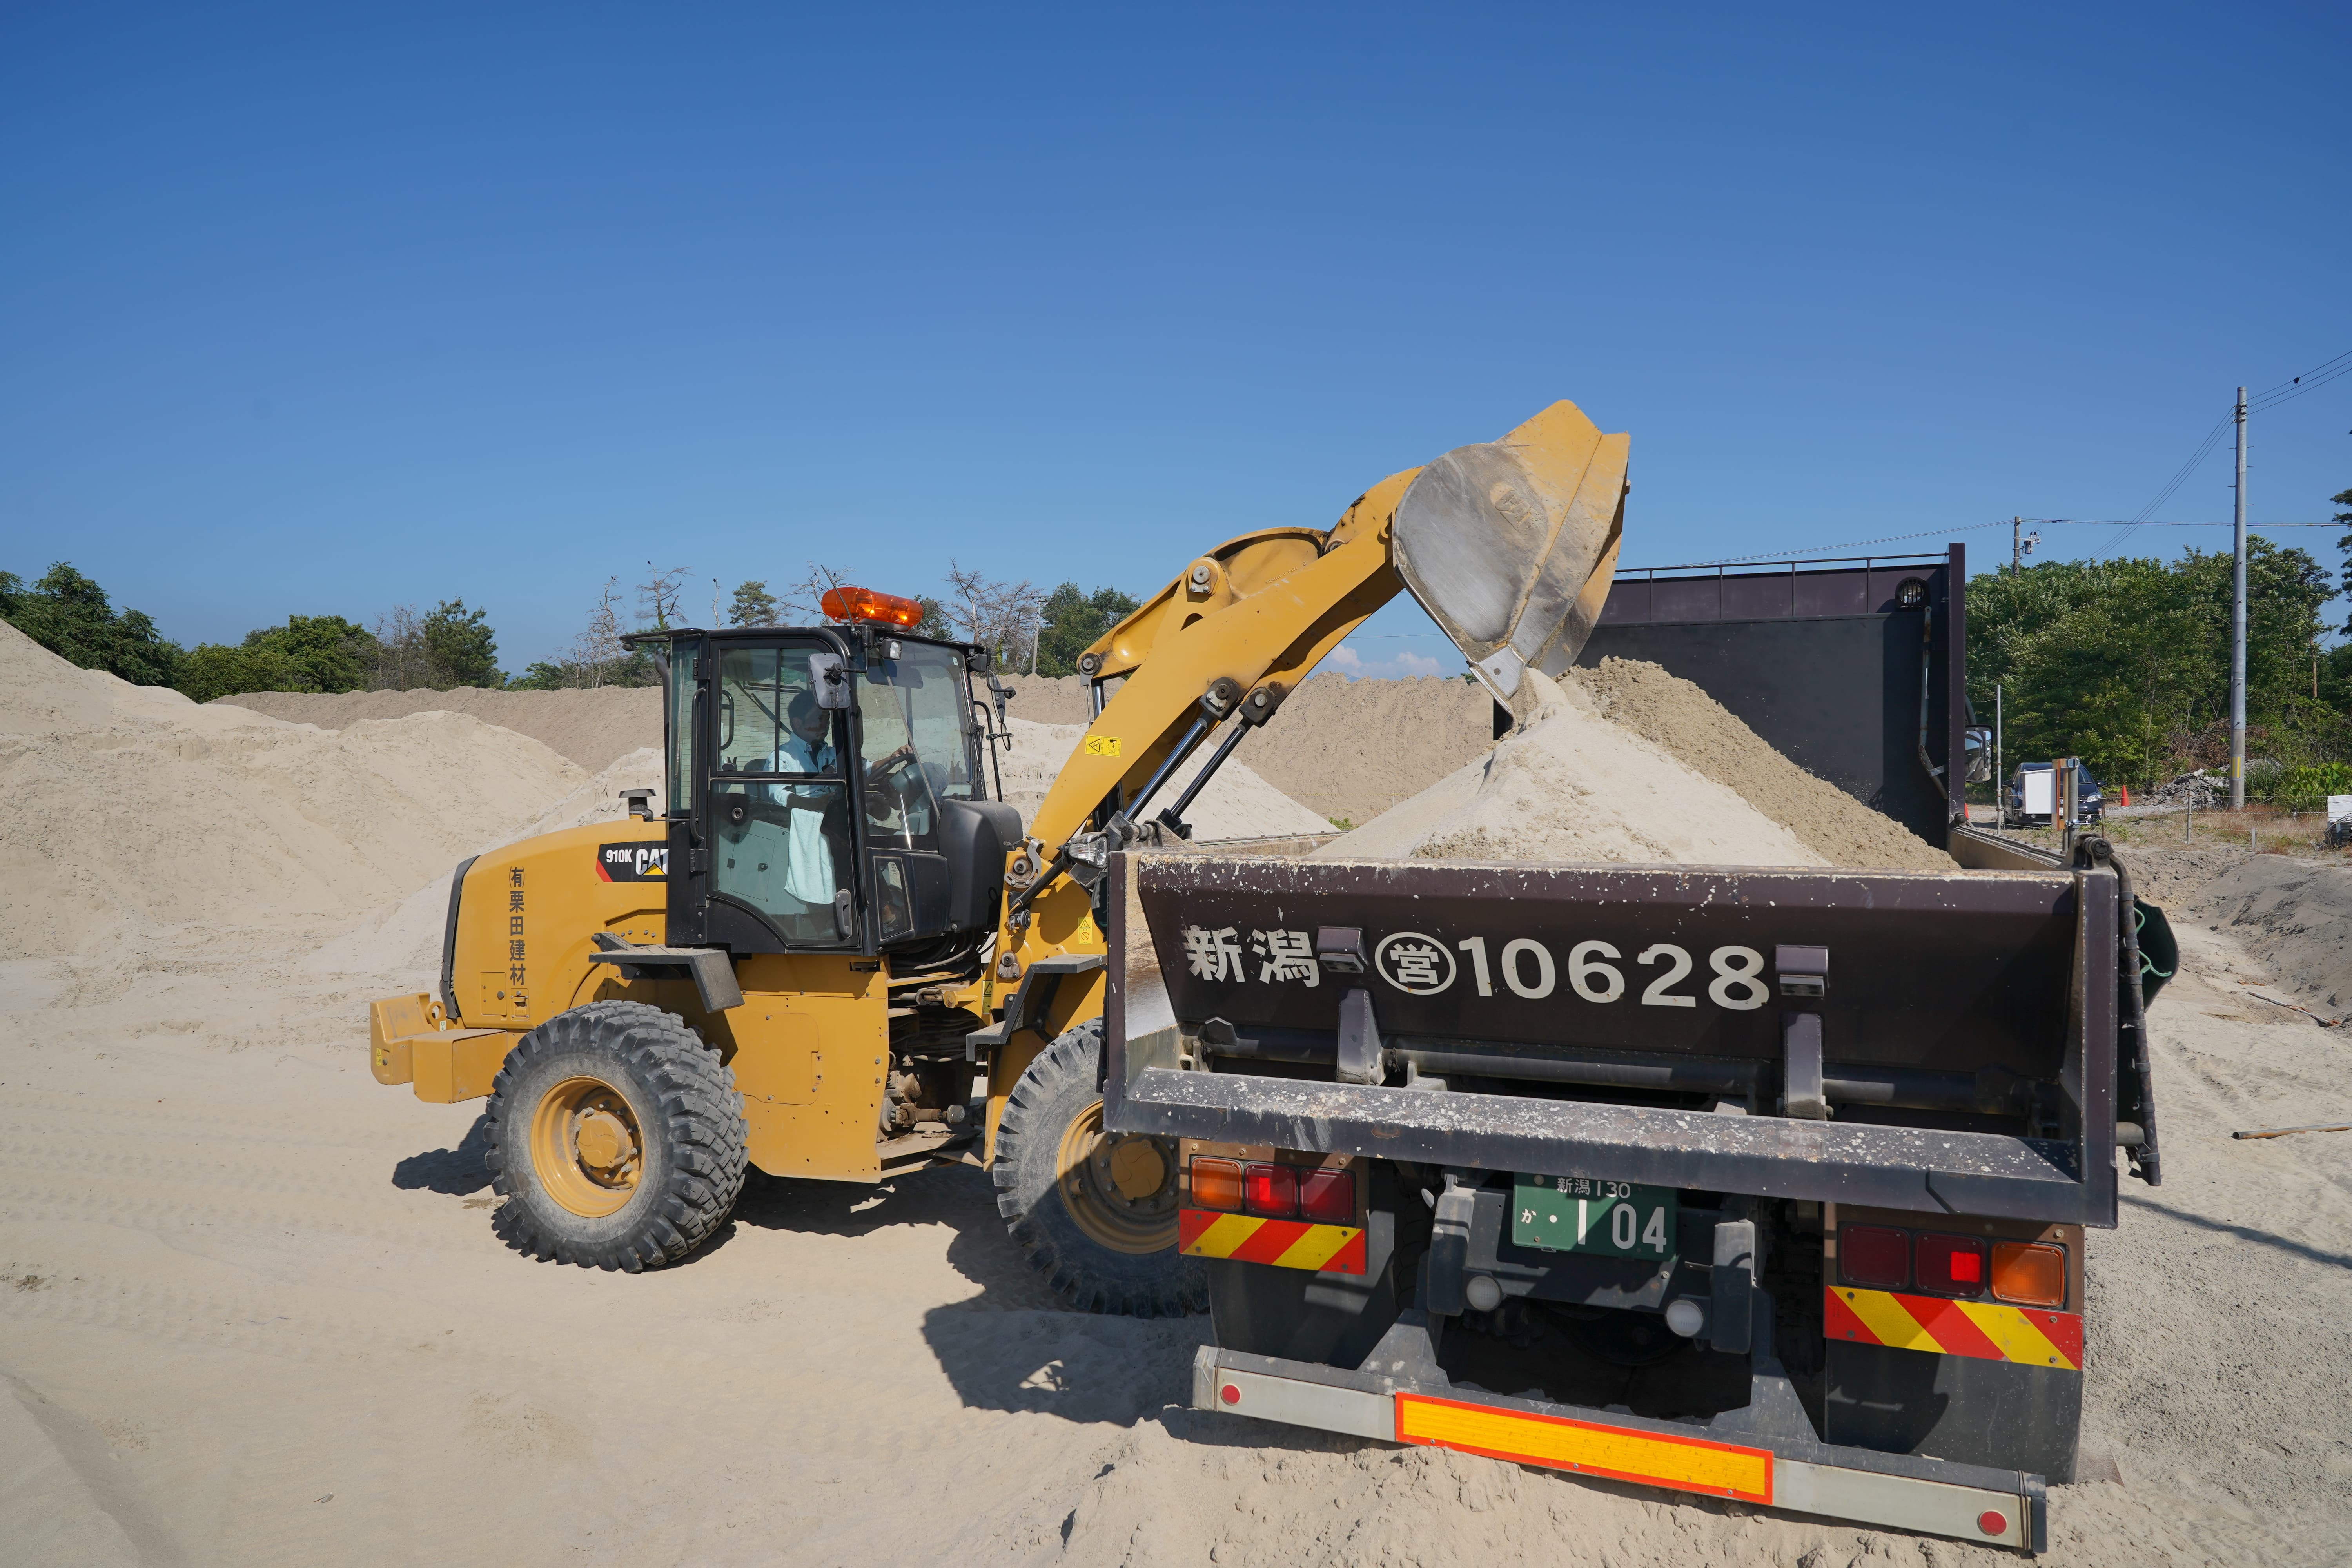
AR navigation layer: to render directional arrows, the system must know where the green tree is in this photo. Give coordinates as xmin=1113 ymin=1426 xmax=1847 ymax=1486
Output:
xmin=421 ymin=598 xmax=501 ymax=688
xmin=241 ymin=614 xmax=377 ymax=692
xmin=1968 ymin=539 xmax=2341 ymax=788
xmin=176 ymin=642 xmax=312 ymax=703
xmin=728 ymin=580 xmax=779 ymax=627
xmin=506 ymin=660 xmax=574 ymax=691
xmin=0 ymin=562 xmax=184 ymax=686
xmin=1033 ymin=582 xmax=1140 ymax=676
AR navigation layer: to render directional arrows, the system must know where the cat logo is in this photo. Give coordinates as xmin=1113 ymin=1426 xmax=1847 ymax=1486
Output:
xmin=596 ymin=843 xmax=669 ymax=882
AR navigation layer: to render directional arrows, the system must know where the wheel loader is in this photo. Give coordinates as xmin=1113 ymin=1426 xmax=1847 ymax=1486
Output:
xmin=366 ymin=399 xmax=1627 ymax=1311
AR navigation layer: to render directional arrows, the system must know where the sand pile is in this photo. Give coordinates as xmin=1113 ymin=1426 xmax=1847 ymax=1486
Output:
xmin=218 ymin=684 xmax=661 ymax=771
xmin=1315 ymin=671 xmax=1824 ymax=865
xmin=0 ymin=621 xmax=602 ymax=958
xmin=1570 ymin=658 xmax=1953 ymax=871
xmin=303 ymin=748 xmax=666 ymax=978
xmin=2187 ymin=853 xmax=2352 ymax=1007
xmin=995 ymin=718 xmax=1329 ymax=841
xmin=1000 ymin=672 xmax=1093 ymax=725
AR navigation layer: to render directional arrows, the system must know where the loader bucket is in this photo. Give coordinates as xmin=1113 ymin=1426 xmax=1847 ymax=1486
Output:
xmin=1392 ymin=400 xmax=1627 ymax=699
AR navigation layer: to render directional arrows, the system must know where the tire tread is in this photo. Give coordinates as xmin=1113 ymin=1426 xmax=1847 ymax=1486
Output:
xmin=485 ymin=1000 xmax=747 ymax=1271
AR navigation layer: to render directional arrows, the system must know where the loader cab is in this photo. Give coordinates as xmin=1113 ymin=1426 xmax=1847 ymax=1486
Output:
xmin=637 ymin=601 xmax=1020 ymax=963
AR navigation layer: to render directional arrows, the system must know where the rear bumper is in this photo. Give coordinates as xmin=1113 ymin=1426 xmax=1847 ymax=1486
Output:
xmin=1193 ymin=1325 xmax=2047 ymax=1553
xmin=1121 ymin=1065 xmax=2088 ymax=1223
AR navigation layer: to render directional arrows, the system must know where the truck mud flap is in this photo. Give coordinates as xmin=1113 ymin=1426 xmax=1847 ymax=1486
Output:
xmin=1191 ymin=1332 xmax=2048 ymax=1554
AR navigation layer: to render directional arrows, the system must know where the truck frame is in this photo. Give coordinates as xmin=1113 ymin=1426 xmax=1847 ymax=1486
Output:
xmin=1100 ymin=550 xmax=2168 ymax=1552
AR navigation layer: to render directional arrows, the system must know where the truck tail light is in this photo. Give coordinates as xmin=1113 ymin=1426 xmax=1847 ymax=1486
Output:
xmin=1243 ymin=1162 xmax=1298 ymax=1218
xmin=1915 ymin=1233 xmax=1987 ymax=1298
xmin=1190 ymin=1158 xmax=1244 ymax=1212
xmin=1298 ymin=1167 xmax=1356 ymax=1223
xmin=1837 ymin=1225 xmax=1909 ymax=1289
xmin=1991 ymin=1241 xmax=2067 ymax=1307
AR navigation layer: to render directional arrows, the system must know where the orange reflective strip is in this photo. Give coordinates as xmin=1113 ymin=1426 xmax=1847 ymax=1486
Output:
xmin=1395 ymin=1394 xmax=1773 ymax=1504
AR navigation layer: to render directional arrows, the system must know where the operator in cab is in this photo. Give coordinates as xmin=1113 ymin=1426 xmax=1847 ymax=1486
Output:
xmin=768 ymin=689 xmax=842 ymax=907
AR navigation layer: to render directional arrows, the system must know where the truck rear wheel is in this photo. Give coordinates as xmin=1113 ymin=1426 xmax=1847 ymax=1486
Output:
xmin=992 ymin=1020 xmax=1205 ymax=1316
xmin=485 ymin=1001 xmax=748 ymax=1272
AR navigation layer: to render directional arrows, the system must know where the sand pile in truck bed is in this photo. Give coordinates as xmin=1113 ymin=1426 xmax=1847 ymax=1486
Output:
xmin=1569 ymin=657 xmax=1954 ymax=870
xmin=1315 ymin=670 xmax=1828 ymax=866
xmin=0 ymin=620 xmax=600 ymax=958
xmin=216 ymin=683 xmax=661 ymax=771
xmin=995 ymin=717 xmax=1328 ymax=841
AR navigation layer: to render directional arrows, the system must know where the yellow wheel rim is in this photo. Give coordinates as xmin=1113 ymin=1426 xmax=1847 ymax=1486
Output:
xmin=1053 ymin=1098 xmax=1179 ymax=1255
xmin=528 ymin=1075 xmax=646 ymax=1218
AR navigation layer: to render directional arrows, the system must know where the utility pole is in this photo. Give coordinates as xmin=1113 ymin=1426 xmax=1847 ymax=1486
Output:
xmin=1994 ymin=684 xmax=2004 ymax=825
xmin=2010 ymin=517 xmax=2037 ymax=577
xmin=2231 ymin=387 xmax=2248 ymax=810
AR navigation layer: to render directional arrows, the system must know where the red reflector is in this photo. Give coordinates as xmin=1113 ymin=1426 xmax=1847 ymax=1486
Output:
xmin=1978 ymin=1509 xmax=2008 ymax=1537
xmin=1915 ymin=1233 xmax=1988 ymax=1298
xmin=1190 ymin=1157 xmax=1244 ymax=1212
xmin=819 ymin=584 xmax=926 ymax=629
xmin=1220 ymin=1383 xmax=1241 ymax=1406
xmin=1298 ymin=1167 xmax=1356 ymax=1223
xmin=1837 ymin=1225 xmax=1908 ymax=1289
xmin=1243 ymin=1162 xmax=1298 ymax=1218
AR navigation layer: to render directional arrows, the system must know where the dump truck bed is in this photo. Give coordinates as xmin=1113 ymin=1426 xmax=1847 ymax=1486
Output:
xmin=1106 ymin=852 xmax=2120 ymax=1230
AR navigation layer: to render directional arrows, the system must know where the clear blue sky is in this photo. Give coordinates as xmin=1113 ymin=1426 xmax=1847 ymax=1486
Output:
xmin=4 ymin=4 xmax=2347 ymax=677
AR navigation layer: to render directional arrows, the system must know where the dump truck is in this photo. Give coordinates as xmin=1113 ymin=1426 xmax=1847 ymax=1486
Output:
xmin=366 ymin=400 xmax=1627 ymax=1311
xmin=1099 ymin=547 xmax=2173 ymax=1551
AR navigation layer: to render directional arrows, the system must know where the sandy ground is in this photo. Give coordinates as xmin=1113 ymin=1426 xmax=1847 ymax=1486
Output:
xmin=4 ymin=864 xmax=2349 ymax=1567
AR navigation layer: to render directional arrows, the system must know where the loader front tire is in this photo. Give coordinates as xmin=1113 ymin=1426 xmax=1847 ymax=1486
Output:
xmin=485 ymin=1001 xmax=747 ymax=1272
xmin=992 ymin=1019 xmax=1205 ymax=1316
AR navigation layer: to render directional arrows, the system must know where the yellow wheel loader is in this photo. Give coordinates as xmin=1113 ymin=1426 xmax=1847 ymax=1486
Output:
xmin=366 ymin=400 xmax=1628 ymax=1311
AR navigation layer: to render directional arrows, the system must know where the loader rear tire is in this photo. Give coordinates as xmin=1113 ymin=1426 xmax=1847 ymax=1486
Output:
xmin=992 ymin=1019 xmax=1205 ymax=1317
xmin=485 ymin=1001 xmax=747 ymax=1272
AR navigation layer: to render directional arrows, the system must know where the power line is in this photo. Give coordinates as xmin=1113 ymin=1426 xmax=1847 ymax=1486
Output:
xmin=1691 ymin=522 xmax=2010 ymax=564
xmin=2092 ymin=347 xmax=2350 ymax=558
xmin=1641 ymin=517 xmax=2335 ymax=572
xmin=2025 ymin=518 xmax=2332 ymax=528
xmin=2094 ymin=412 xmax=2232 ymax=556
xmin=2248 ymin=348 xmax=2352 ymax=413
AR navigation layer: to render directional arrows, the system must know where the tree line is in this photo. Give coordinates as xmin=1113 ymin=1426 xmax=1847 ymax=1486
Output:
xmin=1 ymin=559 xmax=1143 ymax=702
xmin=1968 ymin=486 xmax=2352 ymax=799
xmin=0 ymin=564 xmax=499 ymax=702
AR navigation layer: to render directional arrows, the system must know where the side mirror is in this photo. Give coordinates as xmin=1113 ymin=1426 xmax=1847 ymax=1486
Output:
xmin=810 ymin=653 xmax=851 ymax=710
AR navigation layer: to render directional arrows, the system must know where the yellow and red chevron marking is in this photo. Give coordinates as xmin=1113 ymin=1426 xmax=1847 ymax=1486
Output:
xmin=1178 ymin=1209 xmax=1366 ymax=1274
xmin=1825 ymin=1286 xmax=2082 ymax=1370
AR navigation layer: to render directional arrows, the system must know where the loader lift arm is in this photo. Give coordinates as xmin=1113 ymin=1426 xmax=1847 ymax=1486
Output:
xmin=967 ymin=400 xmax=1631 ymax=1316
xmin=1007 ymin=399 xmax=1631 ymax=909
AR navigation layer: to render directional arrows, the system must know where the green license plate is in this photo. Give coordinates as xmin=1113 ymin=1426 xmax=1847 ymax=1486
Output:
xmin=1512 ymin=1175 xmax=1677 ymax=1260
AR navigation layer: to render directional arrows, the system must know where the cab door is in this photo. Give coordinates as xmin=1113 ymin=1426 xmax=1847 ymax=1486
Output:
xmin=670 ymin=634 xmax=869 ymax=955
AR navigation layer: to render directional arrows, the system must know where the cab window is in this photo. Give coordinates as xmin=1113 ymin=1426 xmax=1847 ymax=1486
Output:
xmin=710 ymin=644 xmax=853 ymax=945
xmin=857 ymin=641 xmax=984 ymax=851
